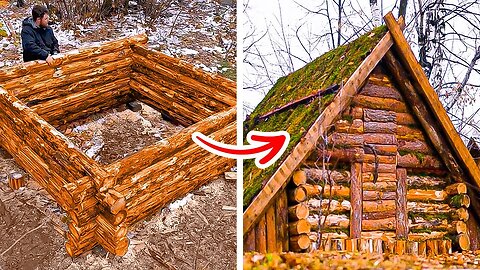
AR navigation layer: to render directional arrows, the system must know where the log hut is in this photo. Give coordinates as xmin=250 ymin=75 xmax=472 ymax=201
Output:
xmin=243 ymin=12 xmax=480 ymax=256
xmin=0 ymin=34 xmax=236 ymax=256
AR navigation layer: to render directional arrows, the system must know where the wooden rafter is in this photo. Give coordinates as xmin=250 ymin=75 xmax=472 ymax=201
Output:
xmin=384 ymin=12 xmax=480 ymax=190
xmin=243 ymin=29 xmax=396 ymax=234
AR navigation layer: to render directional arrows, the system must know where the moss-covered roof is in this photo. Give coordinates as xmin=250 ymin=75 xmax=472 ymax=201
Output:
xmin=243 ymin=26 xmax=388 ymax=208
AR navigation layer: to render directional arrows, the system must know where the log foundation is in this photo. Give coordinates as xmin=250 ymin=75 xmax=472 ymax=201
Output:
xmin=0 ymin=34 xmax=236 ymax=257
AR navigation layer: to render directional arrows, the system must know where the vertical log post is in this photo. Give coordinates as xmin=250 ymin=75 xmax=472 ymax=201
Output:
xmin=396 ymin=168 xmax=408 ymax=238
xmin=266 ymin=204 xmax=277 ymax=252
xmin=255 ymin=215 xmax=267 ymax=253
xmin=276 ymin=190 xmax=289 ymax=252
xmin=350 ymin=163 xmax=362 ymax=238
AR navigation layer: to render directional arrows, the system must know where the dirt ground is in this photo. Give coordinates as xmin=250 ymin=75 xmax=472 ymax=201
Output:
xmin=0 ymin=103 xmax=237 ymax=269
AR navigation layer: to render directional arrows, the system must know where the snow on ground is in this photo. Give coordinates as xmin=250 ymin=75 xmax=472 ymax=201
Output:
xmin=0 ymin=0 xmax=236 ymax=79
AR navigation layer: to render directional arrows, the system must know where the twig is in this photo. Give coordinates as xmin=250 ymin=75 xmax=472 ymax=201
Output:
xmin=0 ymin=223 xmax=45 ymax=257
xmin=168 ymin=8 xmax=183 ymax=37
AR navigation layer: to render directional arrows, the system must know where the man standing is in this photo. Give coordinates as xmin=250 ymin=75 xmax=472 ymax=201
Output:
xmin=21 ymin=5 xmax=59 ymax=64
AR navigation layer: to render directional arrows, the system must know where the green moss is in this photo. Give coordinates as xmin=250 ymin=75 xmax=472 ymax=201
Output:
xmin=409 ymin=212 xmax=452 ymax=222
xmin=410 ymin=228 xmax=433 ymax=234
xmin=341 ymin=114 xmax=353 ymax=123
xmin=398 ymin=149 xmax=426 ymax=163
xmin=243 ymin=25 xmax=388 ymax=208
xmin=218 ymin=60 xmax=236 ymax=81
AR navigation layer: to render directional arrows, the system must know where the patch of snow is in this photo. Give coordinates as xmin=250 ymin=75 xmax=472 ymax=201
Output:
xmin=168 ymin=193 xmax=193 ymax=210
xmin=85 ymin=134 xmax=104 ymax=158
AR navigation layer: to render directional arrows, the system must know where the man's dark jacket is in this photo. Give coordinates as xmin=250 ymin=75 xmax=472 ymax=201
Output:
xmin=21 ymin=17 xmax=59 ymax=62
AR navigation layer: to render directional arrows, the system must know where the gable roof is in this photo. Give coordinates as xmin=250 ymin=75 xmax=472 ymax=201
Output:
xmin=243 ymin=12 xmax=480 ymax=234
xmin=243 ymin=25 xmax=388 ymax=208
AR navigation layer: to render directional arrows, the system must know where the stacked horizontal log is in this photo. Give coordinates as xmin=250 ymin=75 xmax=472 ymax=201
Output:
xmin=63 ymin=177 xmax=99 ymax=257
xmin=112 ymin=121 xmax=236 ymax=225
xmin=0 ymin=33 xmax=236 ymax=258
xmin=0 ymin=34 xmax=147 ymax=102
xmin=0 ymin=35 xmax=148 ymax=126
xmin=130 ymin=44 xmax=236 ymax=126
xmin=287 ymin=170 xmax=311 ymax=252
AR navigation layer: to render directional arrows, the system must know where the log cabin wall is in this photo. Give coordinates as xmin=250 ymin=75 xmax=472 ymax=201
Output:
xmin=130 ymin=44 xmax=236 ymax=127
xmin=0 ymin=36 xmax=148 ymax=126
xmin=298 ymin=64 xmax=471 ymax=252
xmin=0 ymin=34 xmax=236 ymax=257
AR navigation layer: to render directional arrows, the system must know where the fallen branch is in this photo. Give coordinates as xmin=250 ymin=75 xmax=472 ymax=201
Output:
xmin=0 ymin=223 xmax=44 ymax=257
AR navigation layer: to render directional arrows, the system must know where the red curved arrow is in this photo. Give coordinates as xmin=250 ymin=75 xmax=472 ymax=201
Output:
xmin=192 ymin=131 xmax=290 ymax=169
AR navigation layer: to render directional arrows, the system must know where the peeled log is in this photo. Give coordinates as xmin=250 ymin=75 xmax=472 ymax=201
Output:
xmin=362 ymin=162 xmax=396 ymax=173
xmin=364 ymin=121 xmax=396 ymax=134
xmin=410 ymin=220 xmax=467 ymax=234
xmin=453 ymin=233 xmax=471 ymax=251
xmin=397 ymin=153 xmax=444 ymax=170
xmin=407 ymin=202 xmax=451 ymax=213
xmin=307 ymin=199 xmax=351 ymax=214
xmin=450 ymin=194 xmax=470 ymax=208
xmin=396 ymin=125 xmax=426 ymax=141
xmin=445 ymin=183 xmax=467 ymax=195
xmin=289 ymin=234 xmax=311 ymax=251
xmin=292 ymin=170 xmax=307 ymax=186
xmin=288 ymin=203 xmax=309 ymax=221
xmin=334 ymin=119 xmax=363 ymax=134
xmin=406 ymin=189 xmax=448 ymax=202
xmin=359 ymin=83 xmax=404 ymax=101
xmin=363 ymin=154 xmax=396 ymax=164
xmin=362 ymin=217 xmax=395 ymax=231
xmin=364 ymin=133 xmax=397 ymax=145
xmin=352 ymin=95 xmax=408 ymax=112
xmin=303 ymin=168 xmax=351 ymax=184
xmin=0 ymin=34 xmax=146 ymax=81
xmin=329 ymin=133 xmax=363 ymax=147
xmin=363 ymin=109 xmax=396 ymax=122
xmin=105 ymin=107 xmax=236 ymax=185
xmin=407 ymin=175 xmax=449 ymax=189
xmin=363 ymin=172 xmax=396 ymax=183
xmin=307 ymin=148 xmax=363 ymax=164
xmin=303 ymin=184 xmax=350 ymax=199
xmin=132 ymin=53 xmax=234 ymax=107
xmin=363 ymin=200 xmax=396 ymax=213
xmin=363 ymin=211 xmax=395 ymax=220
xmin=288 ymin=219 xmax=311 ymax=235
xmin=308 ymin=214 xmax=350 ymax=230
xmin=131 ymin=44 xmax=236 ymax=98
xmin=364 ymin=144 xmax=397 ymax=156
xmin=398 ymin=139 xmax=433 ymax=154
xmin=363 ymin=190 xmax=396 ymax=200
xmin=363 ymin=182 xmax=397 ymax=191
xmin=287 ymin=186 xmax=308 ymax=204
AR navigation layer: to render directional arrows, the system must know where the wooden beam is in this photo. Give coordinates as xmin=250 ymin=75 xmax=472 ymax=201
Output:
xmin=243 ymin=28 xmax=395 ymax=234
xmin=383 ymin=51 xmax=464 ymax=180
xmin=385 ymin=11 xmax=480 ymax=190
xmin=106 ymin=107 xmax=236 ymax=185
xmin=350 ymin=163 xmax=362 ymax=238
xmin=396 ymin=168 xmax=408 ymax=238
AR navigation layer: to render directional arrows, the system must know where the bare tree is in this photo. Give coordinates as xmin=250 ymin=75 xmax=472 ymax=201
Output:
xmin=370 ymin=0 xmax=382 ymax=26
